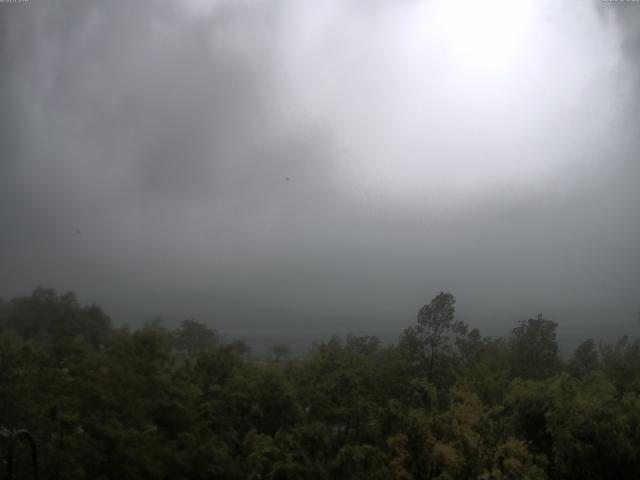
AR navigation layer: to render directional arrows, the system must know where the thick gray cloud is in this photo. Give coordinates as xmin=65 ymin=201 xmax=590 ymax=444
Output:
xmin=1 ymin=0 xmax=639 ymax=344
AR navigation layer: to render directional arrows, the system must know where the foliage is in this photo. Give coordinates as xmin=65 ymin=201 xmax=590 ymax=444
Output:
xmin=0 ymin=288 xmax=639 ymax=479
xmin=400 ymin=292 xmax=467 ymax=398
xmin=172 ymin=319 xmax=219 ymax=354
xmin=508 ymin=314 xmax=560 ymax=380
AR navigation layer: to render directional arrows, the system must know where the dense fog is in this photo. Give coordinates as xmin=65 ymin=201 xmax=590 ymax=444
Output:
xmin=1 ymin=1 xmax=639 ymax=340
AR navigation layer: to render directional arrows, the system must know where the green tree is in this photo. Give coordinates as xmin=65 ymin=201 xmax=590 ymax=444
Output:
xmin=400 ymin=292 xmax=467 ymax=389
xmin=599 ymin=335 xmax=640 ymax=395
xmin=3 ymin=286 xmax=640 ymax=480
xmin=2 ymin=287 xmax=112 ymax=351
xmin=172 ymin=318 xmax=219 ymax=354
xmin=568 ymin=338 xmax=600 ymax=378
xmin=509 ymin=314 xmax=560 ymax=380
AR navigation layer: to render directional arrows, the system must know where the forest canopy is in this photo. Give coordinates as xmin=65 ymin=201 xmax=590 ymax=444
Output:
xmin=1 ymin=288 xmax=639 ymax=479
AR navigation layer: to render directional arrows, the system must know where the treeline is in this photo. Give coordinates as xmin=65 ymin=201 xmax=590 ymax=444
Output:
xmin=1 ymin=287 xmax=640 ymax=479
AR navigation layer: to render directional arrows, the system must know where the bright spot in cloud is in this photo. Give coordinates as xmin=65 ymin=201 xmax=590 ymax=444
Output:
xmin=271 ymin=0 xmax=626 ymax=206
xmin=431 ymin=0 xmax=533 ymax=71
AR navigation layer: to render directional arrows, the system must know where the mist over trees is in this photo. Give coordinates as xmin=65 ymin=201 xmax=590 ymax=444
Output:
xmin=1 ymin=288 xmax=640 ymax=479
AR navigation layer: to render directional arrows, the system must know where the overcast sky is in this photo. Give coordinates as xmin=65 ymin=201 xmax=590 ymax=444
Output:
xmin=1 ymin=0 xmax=639 ymax=335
